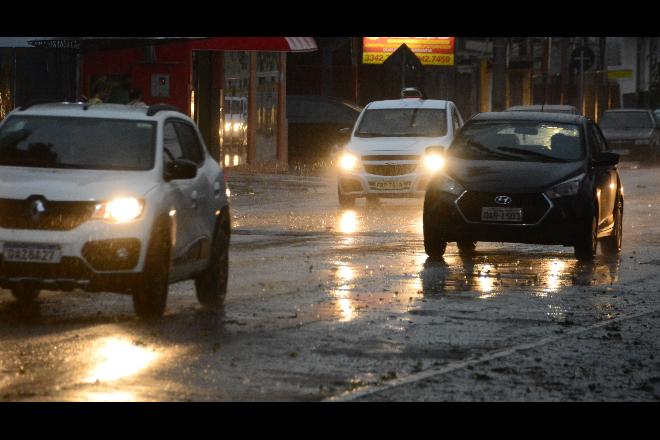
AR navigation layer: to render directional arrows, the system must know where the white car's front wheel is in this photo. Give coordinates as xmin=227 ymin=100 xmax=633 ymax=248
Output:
xmin=338 ymin=185 xmax=356 ymax=208
xmin=133 ymin=220 xmax=170 ymax=320
xmin=195 ymin=221 xmax=229 ymax=309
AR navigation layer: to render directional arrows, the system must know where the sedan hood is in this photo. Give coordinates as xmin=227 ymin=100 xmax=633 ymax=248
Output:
xmin=601 ymin=128 xmax=654 ymax=141
xmin=445 ymin=158 xmax=586 ymax=193
xmin=346 ymin=136 xmax=452 ymax=156
xmin=0 ymin=166 xmax=159 ymax=201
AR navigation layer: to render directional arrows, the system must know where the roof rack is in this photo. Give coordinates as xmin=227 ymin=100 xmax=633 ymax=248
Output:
xmin=401 ymin=87 xmax=426 ymax=99
xmin=146 ymin=104 xmax=183 ymax=117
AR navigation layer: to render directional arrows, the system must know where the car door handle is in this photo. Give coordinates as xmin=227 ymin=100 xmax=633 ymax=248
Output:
xmin=213 ymin=182 xmax=222 ymax=196
xmin=191 ymin=190 xmax=199 ymax=209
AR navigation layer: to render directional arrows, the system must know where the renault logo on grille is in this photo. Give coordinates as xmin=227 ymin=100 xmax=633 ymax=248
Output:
xmin=31 ymin=199 xmax=46 ymax=218
xmin=494 ymin=195 xmax=512 ymax=205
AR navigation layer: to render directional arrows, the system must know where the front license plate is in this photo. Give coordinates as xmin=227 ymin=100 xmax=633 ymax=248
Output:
xmin=481 ymin=207 xmax=523 ymax=222
xmin=3 ymin=242 xmax=62 ymax=264
xmin=369 ymin=180 xmax=411 ymax=190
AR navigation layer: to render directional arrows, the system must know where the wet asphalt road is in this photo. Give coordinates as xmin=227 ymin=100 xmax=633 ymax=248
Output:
xmin=2 ymin=164 xmax=660 ymax=401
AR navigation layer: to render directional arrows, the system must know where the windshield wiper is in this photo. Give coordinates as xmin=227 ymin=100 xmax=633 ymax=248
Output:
xmin=497 ymin=147 xmax=568 ymax=162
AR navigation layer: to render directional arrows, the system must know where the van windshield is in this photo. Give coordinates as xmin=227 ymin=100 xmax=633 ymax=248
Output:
xmin=0 ymin=116 xmax=156 ymax=170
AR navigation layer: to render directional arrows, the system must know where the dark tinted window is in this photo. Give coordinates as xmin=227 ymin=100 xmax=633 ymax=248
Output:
xmin=163 ymin=122 xmax=183 ymax=162
xmin=0 ymin=115 xmax=155 ymax=170
xmin=355 ymin=108 xmax=448 ymax=137
xmin=600 ymin=111 xmax=654 ymax=129
xmin=174 ymin=122 xmax=205 ymax=165
xmin=448 ymin=120 xmax=584 ymax=162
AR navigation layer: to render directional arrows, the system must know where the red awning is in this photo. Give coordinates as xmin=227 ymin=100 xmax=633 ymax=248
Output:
xmin=189 ymin=37 xmax=317 ymax=52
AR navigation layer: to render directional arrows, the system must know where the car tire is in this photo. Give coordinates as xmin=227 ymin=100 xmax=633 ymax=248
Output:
xmin=574 ymin=211 xmax=598 ymax=262
xmin=195 ymin=221 xmax=229 ymax=309
xmin=133 ymin=220 xmax=170 ymax=320
xmin=457 ymin=240 xmax=477 ymax=255
xmin=601 ymin=197 xmax=623 ymax=256
xmin=423 ymin=192 xmax=447 ymax=259
xmin=11 ymin=284 xmax=40 ymax=304
xmin=338 ymin=185 xmax=355 ymax=208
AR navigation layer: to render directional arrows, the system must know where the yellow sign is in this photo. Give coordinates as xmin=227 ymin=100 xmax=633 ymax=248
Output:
xmin=362 ymin=37 xmax=455 ymax=66
xmin=608 ymin=69 xmax=633 ymax=79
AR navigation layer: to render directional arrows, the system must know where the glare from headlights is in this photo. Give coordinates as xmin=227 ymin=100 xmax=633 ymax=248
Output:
xmin=340 ymin=152 xmax=359 ymax=170
xmin=94 ymin=198 xmax=144 ymax=223
xmin=423 ymin=153 xmax=445 ymax=172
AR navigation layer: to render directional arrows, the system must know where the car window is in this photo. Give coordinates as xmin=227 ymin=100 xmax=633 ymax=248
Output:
xmin=355 ymin=108 xmax=448 ymax=137
xmin=448 ymin=120 xmax=584 ymax=162
xmin=587 ymin=123 xmax=604 ymax=155
xmin=174 ymin=122 xmax=205 ymax=165
xmin=452 ymin=108 xmax=460 ymax=132
xmin=600 ymin=112 xmax=654 ymax=129
xmin=163 ymin=122 xmax=184 ymax=163
xmin=0 ymin=115 xmax=155 ymax=171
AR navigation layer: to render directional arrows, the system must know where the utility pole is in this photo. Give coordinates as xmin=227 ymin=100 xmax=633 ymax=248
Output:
xmin=492 ymin=38 xmax=507 ymax=111
xmin=559 ymin=38 xmax=569 ymax=104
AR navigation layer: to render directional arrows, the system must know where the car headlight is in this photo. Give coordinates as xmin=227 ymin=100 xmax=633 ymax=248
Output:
xmin=93 ymin=197 xmax=144 ymax=223
xmin=432 ymin=174 xmax=465 ymax=196
xmin=634 ymin=139 xmax=648 ymax=145
xmin=339 ymin=152 xmax=360 ymax=171
xmin=546 ymin=173 xmax=585 ymax=199
xmin=423 ymin=152 xmax=445 ymax=173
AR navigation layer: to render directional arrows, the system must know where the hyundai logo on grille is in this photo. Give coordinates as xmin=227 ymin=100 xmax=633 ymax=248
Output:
xmin=494 ymin=195 xmax=512 ymax=205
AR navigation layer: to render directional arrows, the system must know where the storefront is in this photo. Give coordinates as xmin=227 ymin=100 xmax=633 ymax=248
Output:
xmin=31 ymin=37 xmax=317 ymax=169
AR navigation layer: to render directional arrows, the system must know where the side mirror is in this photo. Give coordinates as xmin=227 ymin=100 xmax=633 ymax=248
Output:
xmin=338 ymin=127 xmax=352 ymax=136
xmin=592 ymin=151 xmax=619 ymax=167
xmin=165 ymin=158 xmax=198 ymax=181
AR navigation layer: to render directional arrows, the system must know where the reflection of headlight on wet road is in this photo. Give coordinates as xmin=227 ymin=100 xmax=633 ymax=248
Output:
xmin=85 ymin=338 xmax=158 ymax=383
xmin=423 ymin=153 xmax=445 ymax=172
xmin=339 ymin=210 xmax=359 ymax=234
xmin=339 ymin=152 xmax=359 ymax=170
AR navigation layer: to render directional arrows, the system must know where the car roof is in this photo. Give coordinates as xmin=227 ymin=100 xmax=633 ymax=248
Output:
xmin=507 ymin=104 xmax=578 ymax=113
xmin=7 ymin=102 xmax=189 ymax=122
xmin=603 ymin=108 xmax=653 ymax=114
xmin=471 ymin=111 xmax=586 ymax=124
xmin=365 ymin=98 xmax=449 ymax=110
xmin=287 ymin=95 xmax=363 ymax=111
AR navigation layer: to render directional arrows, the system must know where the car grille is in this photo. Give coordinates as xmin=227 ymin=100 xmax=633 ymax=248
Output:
xmin=0 ymin=198 xmax=97 ymax=231
xmin=364 ymin=164 xmax=418 ymax=176
xmin=456 ymin=191 xmax=552 ymax=225
xmin=362 ymin=155 xmax=420 ymax=161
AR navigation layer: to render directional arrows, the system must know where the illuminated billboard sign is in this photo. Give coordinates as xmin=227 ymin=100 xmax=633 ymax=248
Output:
xmin=362 ymin=37 xmax=455 ymax=66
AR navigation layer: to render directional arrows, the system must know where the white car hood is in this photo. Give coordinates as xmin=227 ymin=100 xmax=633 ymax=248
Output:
xmin=345 ymin=136 xmax=452 ymax=156
xmin=0 ymin=166 xmax=159 ymax=201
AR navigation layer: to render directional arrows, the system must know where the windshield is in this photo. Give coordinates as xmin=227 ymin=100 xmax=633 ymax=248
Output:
xmin=0 ymin=116 xmax=156 ymax=170
xmin=355 ymin=108 xmax=447 ymax=137
xmin=448 ymin=120 xmax=584 ymax=162
xmin=600 ymin=112 xmax=653 ymax=129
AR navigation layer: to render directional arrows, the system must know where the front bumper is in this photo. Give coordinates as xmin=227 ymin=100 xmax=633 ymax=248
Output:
xmin=425 ymin=190 xmax=590 ymax=246
xmin=338 ymin=169 xmax=432 ymax=198
xmin=0 ymin=218 xmax=152 ymax=293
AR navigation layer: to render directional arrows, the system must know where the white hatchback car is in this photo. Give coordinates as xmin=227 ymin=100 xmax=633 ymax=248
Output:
xmin=337 ymin=94 xmax=464 ymax=206
xmin=0 ymin=103 xmax=230 ymax=319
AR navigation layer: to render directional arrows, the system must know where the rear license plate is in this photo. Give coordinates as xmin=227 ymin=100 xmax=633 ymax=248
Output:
xmin=481 ymin=207 xmax=523 ymax=222
xmin=3 ymin=242 xmax=62 ymax=264
xmin=369 ymin=180 xmax=411 ymax=190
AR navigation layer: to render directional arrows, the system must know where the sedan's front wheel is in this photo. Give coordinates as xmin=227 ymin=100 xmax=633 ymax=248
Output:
xmin=601 ymin=197 xmax=623 ymax=256
xmin=195 ymin=222 xmax=230 ymax=309
xmin=574 ymin=212 xmax=598 ymax=261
